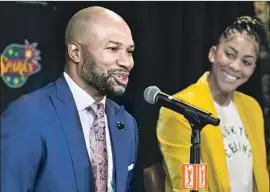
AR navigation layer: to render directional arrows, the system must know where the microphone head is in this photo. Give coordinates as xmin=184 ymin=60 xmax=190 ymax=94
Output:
xmin=144 ymin=86 xmax=161 ymax=104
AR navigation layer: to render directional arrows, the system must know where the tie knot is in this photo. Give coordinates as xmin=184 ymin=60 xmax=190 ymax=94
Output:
xmin=87 ymin=102 xmax=105 ymax=118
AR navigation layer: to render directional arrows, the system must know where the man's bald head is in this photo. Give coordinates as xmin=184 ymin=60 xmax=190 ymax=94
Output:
xmin=65 ymin=6 xmax=130 ymax=46
xmin=64 ymin=6 xmax=134 ymax=98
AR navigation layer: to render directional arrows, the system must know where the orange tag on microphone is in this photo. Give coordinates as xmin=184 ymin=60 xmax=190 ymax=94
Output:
xmin=181 ymin=163 xmax=208 ymax=190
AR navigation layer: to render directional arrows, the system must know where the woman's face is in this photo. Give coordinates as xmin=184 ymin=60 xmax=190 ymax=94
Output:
xmin=208 ymin=33 xmax=259 ymax=94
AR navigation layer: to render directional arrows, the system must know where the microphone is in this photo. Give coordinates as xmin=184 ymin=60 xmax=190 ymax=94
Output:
xmin=144 ymin=86 xmax=220 ymax=126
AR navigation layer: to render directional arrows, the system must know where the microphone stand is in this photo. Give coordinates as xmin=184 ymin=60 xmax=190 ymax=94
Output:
xmin=183 ymin=107 xmax=210 ymax=192
xmin=151 ymin=92 xmax=220 ymax=191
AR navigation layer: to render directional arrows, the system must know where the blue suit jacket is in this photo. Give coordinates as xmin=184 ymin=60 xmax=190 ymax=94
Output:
xmin=1 ymin=76 xmax=138 ymax=192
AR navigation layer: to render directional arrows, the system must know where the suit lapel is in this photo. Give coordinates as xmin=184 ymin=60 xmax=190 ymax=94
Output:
xmin=50 ymin=76 xmax=94 ymax=192
xmin=106 ymin=99 xmax=130 ymax=192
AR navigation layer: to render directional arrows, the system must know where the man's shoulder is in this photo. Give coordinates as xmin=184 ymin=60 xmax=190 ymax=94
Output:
xmin=2 ymin=81 xmax=56 ymax=115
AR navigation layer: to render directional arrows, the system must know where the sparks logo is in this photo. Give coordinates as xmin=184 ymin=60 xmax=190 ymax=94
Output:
xmin=1 ymin=40 xmax=41 ymax=88
xmin=181 ymin=163 xmax=208 ymax=190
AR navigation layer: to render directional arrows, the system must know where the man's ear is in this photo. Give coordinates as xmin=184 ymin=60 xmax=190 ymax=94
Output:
xmin=208 ymin=46 xmax=217 ymax=63
xmin=67 ymin=41 xmax=81 ymax=63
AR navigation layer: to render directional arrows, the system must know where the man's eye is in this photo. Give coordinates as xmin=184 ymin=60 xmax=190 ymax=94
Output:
xmin=127 ymin=50 xmax=134 ymax=55
xmin=108 ymin=47 xmax=118 ymax=52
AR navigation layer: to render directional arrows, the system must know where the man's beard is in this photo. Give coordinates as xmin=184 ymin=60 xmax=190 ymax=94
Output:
xmin=79 ymin=46 xmax=127 ymax=96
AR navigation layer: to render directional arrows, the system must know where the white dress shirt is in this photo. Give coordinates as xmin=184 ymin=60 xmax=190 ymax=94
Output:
xmin=64 ymin=72 xmax=114 ymax=192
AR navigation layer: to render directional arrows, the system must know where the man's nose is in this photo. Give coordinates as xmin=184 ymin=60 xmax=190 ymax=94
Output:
xmin=116 ymin=51 xmax=134 ymax=71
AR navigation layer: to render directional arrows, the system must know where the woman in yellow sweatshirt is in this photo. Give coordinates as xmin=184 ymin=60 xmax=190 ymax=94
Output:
xmin=157 ymin=16 xmax=269 ymax=192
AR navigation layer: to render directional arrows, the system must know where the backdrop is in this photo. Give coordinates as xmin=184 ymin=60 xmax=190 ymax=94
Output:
xmin=0 ymin=2 xmax=268 ymax=191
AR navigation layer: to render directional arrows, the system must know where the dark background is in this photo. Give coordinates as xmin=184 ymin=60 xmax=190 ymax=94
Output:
xmin=1 ymin=2 xmax=269 ymax=191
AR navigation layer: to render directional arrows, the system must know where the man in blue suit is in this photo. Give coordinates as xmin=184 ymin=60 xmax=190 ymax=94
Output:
xmin=1 ymin=6 xmax=138 ymax=192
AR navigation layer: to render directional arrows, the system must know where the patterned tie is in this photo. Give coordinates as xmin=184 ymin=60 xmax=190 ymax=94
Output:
xmin=87 ymin=102 xmax=108 ymax=192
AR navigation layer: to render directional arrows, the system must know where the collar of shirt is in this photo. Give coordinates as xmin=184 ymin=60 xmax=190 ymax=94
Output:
xmin=63 ymin=72 xmax=106 ymax=112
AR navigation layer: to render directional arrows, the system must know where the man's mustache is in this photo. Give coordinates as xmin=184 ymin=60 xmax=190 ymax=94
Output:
xmin=108 ymin=67 xmax=130 ymax=74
